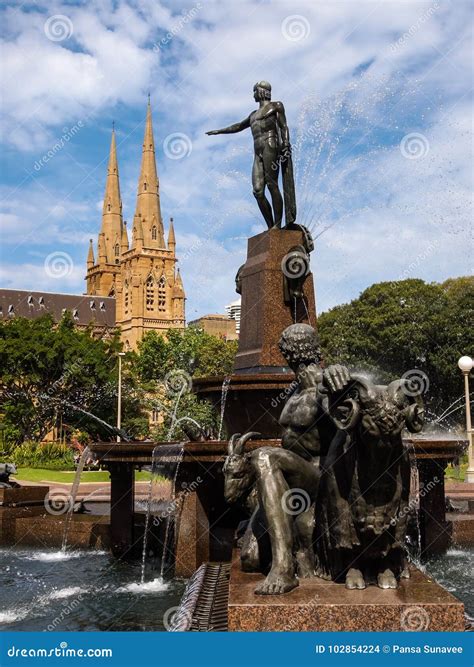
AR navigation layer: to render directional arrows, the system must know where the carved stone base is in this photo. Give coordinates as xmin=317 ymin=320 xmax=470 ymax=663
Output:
xmin=227 ymin=553 xmax=465 ymax=631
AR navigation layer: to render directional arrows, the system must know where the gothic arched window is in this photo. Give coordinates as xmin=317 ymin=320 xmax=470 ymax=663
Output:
xmin=158 ymin=276 xmax=166 ymax=312
xmin=114 ymin=243 xmax=120 ymax=256
xmin=152 ymin=225 xmax=157 ymax=241
xmin=146 ymin=276 xmax=155 ymax=311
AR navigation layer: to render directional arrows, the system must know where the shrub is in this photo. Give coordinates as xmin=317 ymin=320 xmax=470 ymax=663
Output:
xmin=8 ymin=441 xmax=75 ymax=470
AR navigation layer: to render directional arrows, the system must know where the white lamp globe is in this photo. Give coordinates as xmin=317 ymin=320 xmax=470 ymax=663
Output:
xmin=458 ymin=356 xmax=474 ymax=373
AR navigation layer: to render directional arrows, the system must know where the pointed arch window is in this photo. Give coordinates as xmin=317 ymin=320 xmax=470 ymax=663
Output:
xmin=143 ymin=182 xmax=147 ymax=191
xmin=152 ymin=225 xmax=157 ymax=241
xmin=107 ymin=203 xmax=111 ymax=211
xmin=158 ymin=276 xmax=166 ymax=312
xmin=114 ymin=243 xmax=120 ymax=256
xmin=146 ymin=276 xmax=155 ymax=311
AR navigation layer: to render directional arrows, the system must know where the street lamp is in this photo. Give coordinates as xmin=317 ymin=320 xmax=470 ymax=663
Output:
xmin=117 ymin=352 xmax=126 ymax=443
xmin=458 ymin=355 xmax=474 ymax=483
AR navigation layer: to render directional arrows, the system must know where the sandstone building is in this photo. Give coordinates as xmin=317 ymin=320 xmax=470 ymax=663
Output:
xmin=85 ymin=100 xmax=186 ymax=350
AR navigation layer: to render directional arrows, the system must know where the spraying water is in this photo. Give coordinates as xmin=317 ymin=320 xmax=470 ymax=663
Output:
xmin=61 ymin=446 xmax=90 ymax=552
xmin=217 ymin=377 xmax=231 ymax=440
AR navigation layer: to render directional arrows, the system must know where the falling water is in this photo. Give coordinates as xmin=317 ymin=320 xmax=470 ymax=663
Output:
xmin=406 ymin=442 xmax=423 ymax=566
xmin=61 ymin=446 xmax=90 ymax=552
xmin=217 ymin=377 xmax=231 ymax=440
xmin=160 ymin=445 xmax=185 ymax=579
xmin=140 ymin=446 xmax=160 ymax=584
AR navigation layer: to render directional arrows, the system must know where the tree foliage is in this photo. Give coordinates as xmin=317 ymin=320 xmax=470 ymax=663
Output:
xmin=135 ymin=327 xmax=238 ymax=383
xmin=318 ymin=277 xmax=473 ymax=421
xmin=0 ymin=314 xmax=138 ymax=443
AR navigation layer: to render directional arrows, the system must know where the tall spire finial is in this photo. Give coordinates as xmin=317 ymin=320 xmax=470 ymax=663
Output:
xmin=99 ymin=127 xmax=123 ymax=262
xmin=133 ymin=99 xmax=164 ymax=247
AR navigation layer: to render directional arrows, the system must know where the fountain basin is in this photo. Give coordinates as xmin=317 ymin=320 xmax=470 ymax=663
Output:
xmin=87 ymin=435 xmax=467 ymax=574
xmin=194 ymin=373 xmax=295 ymax=438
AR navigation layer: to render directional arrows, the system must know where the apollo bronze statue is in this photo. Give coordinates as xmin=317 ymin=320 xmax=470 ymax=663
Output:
xmin=206 ymin=81 xmax=296 ymax=229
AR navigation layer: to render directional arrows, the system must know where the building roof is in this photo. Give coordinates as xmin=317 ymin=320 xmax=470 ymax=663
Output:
xmin=188 ymin=313 xmax=231 ymax=325
xmin=0 ymin=289 xmax=116 ymax=328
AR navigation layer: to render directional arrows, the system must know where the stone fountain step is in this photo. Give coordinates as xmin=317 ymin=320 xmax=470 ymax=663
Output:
xmin=227 ymin=552 xmax=465 ymax=632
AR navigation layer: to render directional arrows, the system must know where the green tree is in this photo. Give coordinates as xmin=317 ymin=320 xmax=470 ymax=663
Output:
xmin=0 ymin=313 xmax=142 ymax=443
xmin=318 ymin=277 xmax=473 ymax=421
xmin=134 ymin=327 xmax=237 ymax=440
xmin=135 ymin=327 xmax=237 ymax=383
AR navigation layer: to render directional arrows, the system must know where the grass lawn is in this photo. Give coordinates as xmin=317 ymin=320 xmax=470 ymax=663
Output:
xmin=445 ymin=462 xmax=468 ymax=482
xmin=13 ymin=468 xmax=152 ymax=484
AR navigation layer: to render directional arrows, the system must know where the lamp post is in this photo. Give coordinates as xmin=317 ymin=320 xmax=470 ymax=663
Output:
xmin=458 ymin=355 xmax=474 ymax=483
xmin=117 ymin=352 xmax=126 ymax=443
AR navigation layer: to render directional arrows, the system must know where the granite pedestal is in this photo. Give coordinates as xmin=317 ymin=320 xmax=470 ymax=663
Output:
xmin=227 ymin=553 xmax=465 ymax=632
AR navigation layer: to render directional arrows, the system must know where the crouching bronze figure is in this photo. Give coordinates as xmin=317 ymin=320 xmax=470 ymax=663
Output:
xmin=222 ymin=323 xmax=425 ymax=595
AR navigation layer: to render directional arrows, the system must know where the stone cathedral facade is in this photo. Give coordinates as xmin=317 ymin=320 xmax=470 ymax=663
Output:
xmin=85 ymin=101 xmax=186 ymax=350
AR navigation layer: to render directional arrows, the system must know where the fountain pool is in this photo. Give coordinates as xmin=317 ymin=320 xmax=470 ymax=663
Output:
xmin=424 ymin=547 xmax=474 ymax=619
xmin=0 ymin=547 xmax=185 ymax=632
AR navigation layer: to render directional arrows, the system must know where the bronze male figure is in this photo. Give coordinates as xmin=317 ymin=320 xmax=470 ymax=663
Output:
xmin=206 ymin=81 xmax=296 ymax=229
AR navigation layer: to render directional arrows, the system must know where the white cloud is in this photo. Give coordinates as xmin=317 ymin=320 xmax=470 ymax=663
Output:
xmin=0 ymin=0 xmax=472 ymax=316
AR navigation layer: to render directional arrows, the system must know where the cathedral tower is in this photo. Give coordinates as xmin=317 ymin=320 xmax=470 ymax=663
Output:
xmin=86 ymin=102 xmax=186 ymax=349
xmin=86 ymin=126 xmax=123 ymax=297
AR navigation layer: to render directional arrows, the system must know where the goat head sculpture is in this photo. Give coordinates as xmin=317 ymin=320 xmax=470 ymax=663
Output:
xmin=223 ymin=432 xmax=261 ymax=504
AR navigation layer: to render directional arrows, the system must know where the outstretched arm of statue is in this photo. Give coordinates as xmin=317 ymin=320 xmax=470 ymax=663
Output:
xmin=206 ymin=115 xmax=251 ymax=135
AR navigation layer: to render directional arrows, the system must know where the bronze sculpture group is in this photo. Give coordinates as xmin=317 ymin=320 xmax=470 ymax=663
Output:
xmin=211 ymin=82 xmax=424 ymax=595
xmin=223 ymin=324 xmax=424 ymax=595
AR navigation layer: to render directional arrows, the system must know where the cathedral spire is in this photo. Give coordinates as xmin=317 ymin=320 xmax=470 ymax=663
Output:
xmin=121 ymin=221 xmax=129 ymax=253
xmin=167 ymin=217 xmax=176 ymax=252
xmin=87 ymin=239 xmax=95 ymax=268
xmin=133 ymin=99 xmax=164 ymax=248
xmin=100 ymin=127 xmax=123 ymax=262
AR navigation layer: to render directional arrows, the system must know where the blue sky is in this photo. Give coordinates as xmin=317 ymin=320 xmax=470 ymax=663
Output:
xmin=0 ymin=0 xmax=472 ymax=319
